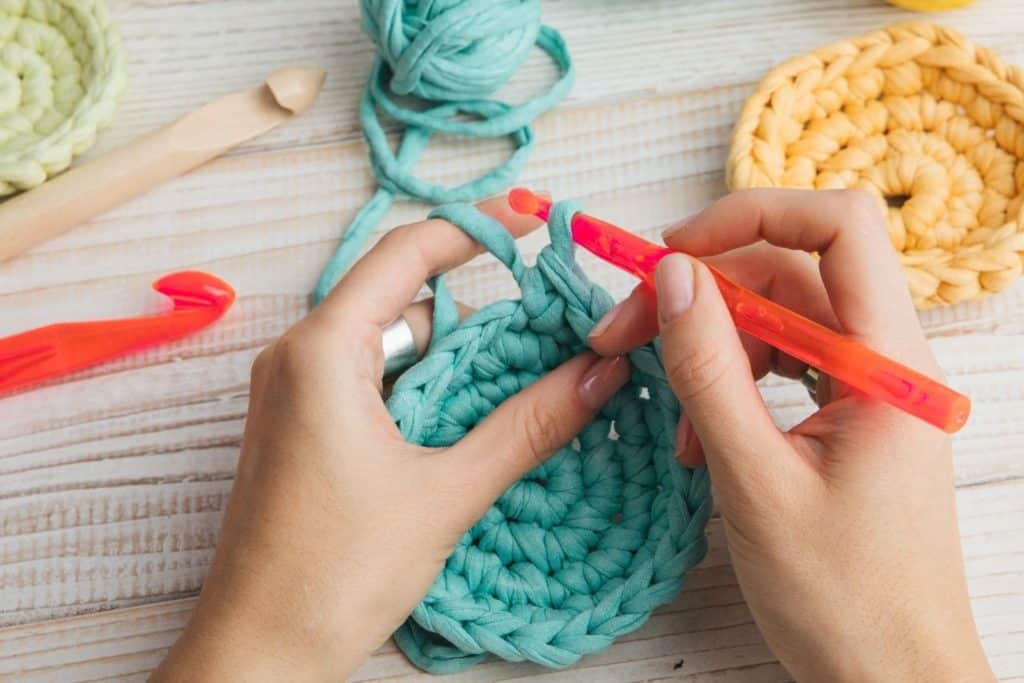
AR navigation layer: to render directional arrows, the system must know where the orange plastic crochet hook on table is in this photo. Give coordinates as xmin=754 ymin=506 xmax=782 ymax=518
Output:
xmin=0 ymin=271 xmax=235 ymax=396
xmin=508 ymin=188 xmax=970 ymax=434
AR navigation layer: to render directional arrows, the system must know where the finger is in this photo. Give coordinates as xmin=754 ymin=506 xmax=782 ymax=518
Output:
xmin=590 ymin=242 xmax=838 ymax=381
xmin=401 ymin=298 xmax=476 ymax=357
xmin=662 ymin=188 xmax=924 ymax=358
xmin=446 ymin=352 xmax=631 ymax=506
xmin=655 ymin=254 xmax=792 ymax=488
xmin=587 ymin=284 xmax=658 ymax=356
xmin=313 ymin=194 xmax=543 ymax=331
xmin=706 ymin=244 xmax=835 ymax=380
xmin=674 ymin=416 xmax=706 ymax=468
xmin=248 ymin=342 xmax=275 ymax=401
xmin=381 ymin=298 xmax=475 ymax=395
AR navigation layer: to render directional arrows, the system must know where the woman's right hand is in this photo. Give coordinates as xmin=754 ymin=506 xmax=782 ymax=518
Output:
xmin=588 ymin=189 xmax=994 ymax=682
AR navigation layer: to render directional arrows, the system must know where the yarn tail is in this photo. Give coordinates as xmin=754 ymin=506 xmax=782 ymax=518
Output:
xmin=313 ymin=187 xmax=395 ymax=306
xmin=311 ymin=19 xmax=574 ymax=308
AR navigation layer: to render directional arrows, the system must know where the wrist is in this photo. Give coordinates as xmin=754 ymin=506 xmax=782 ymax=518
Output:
xmin=152 ymin=608 xmax=331 ymax=683
xmin=152 ymin=586 xmax=376 ymax=682
xmin=821 ymin=626 xmax=994 ymax=683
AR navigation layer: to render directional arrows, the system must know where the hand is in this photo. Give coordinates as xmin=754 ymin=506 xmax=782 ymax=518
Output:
xmin=588 ymin=189 xmax=994 ymax=682
xmin=152 ymin=196 xmax=630 ymax=682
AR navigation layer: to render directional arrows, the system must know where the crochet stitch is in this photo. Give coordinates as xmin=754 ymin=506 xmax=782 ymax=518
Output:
xmin=385 ymin=201 xmax=712 ymax=674
xmin=0 ymin=0 xmax=125 ymax=196
xmin=729 ymin=23 xmax=1024 ymax=309
xmin=313 ymin=0 xmax=574 ymax=304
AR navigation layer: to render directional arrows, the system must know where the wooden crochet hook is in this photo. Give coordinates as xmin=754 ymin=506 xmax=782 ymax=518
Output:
xmin=0 ymin=66 xmax=326 ymax=263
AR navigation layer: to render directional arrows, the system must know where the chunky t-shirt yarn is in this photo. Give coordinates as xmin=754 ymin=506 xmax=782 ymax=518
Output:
xmin=313 ymin=0 xmax=574 ymax=305
xmin=385 ymin=200 xmax=712 ymax=674
xmin=730 ymin=23 xmax=1024 ymax=308
xmin=0 ymin=0 xmax=125 ymax=196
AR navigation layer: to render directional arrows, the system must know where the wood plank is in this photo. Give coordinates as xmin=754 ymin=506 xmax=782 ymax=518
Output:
xmin=91 ymin=0 xmax=1024 ymax=160
xmin=2 ymin=0 xmax=1023 ymax=679
xmin=2 ymin=152 xmax=1021 ymax=625
xmin=1 ymin=477 xmax=1021 ymax=681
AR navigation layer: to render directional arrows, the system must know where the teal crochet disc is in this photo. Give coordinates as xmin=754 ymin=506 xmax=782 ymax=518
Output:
xmin=0 ymin=0 xmax=126 ymax=196
xmin=386 ymin=202 xmax=712 ymax=674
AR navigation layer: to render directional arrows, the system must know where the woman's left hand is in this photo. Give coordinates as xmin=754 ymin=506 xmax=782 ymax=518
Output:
xmin=152 ymin=196 xmax=630 ymax=682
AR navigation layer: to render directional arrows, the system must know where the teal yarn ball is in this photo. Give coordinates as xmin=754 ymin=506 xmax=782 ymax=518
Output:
xmin=361 ymin=0 xmax=542 ymax=100
xmin=313 ymin=0 xmax=574 ymax=304
xmin=386 ymin=201 xmax=712 ymax=673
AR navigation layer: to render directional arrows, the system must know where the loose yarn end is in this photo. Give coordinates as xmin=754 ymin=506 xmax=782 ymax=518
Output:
xmin=313 ymin=1 xmax=574 ymax=305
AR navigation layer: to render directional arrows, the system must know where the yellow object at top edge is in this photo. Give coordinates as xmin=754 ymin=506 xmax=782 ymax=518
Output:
xmin=887 ymin=0 xmax=976 ymax=10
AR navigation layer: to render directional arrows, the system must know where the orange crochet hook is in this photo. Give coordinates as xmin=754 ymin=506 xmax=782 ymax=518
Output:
xmin=508 ymin=188 xmax=970 ymax=433
xmin=0 ymin=271 xmax=235 ymax=396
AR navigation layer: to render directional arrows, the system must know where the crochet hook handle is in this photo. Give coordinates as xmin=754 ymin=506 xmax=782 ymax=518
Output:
xmin=508 ymin=188 xmax=971 ymax=434
xmin=0 ymin=271 xmax=235 ymax=395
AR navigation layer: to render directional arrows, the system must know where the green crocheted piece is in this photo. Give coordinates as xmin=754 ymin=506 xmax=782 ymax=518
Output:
xmin=0 ymin=0 xmax=126 ymax=196
xmin=386 ymin=201 xmax=712 ymax=674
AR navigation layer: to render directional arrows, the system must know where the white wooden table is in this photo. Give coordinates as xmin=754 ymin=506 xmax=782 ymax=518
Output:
xmin=2 ymin=1 xmax=1023 ymax=680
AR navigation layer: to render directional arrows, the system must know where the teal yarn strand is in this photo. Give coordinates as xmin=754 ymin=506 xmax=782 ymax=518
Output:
xmin=386 ymin=201 xmax=713 ymax=673
xmin=320 ymin=4 xmax=709 ymax=672
xmin=313 ymin=1 xmax=574 ymax=305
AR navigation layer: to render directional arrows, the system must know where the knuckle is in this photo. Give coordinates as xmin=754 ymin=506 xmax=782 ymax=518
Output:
xmin=376 ymin=224 xmax=415 ymax=249
xmin=250 ymin=345 xmax=274 ymax=380
xmin=832 ymin=189 xmax=884 ymax=232
xmin=732 ymin=187 xmax=766 ymax=204
xmin=273 ymin=328 xmax=318 ymax=379
xmin=519 ymin=402 xmax=564 ymax=467
xmin=664 ymin=344 xmax=735 ymax=402
xmin=776 ymin=244 xmax=814 ymax=272
xmin=375 ymin=223 xmax=436 ymax=270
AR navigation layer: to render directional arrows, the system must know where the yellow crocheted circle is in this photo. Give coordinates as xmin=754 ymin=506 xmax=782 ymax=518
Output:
xmin=0 ymin=0 xmax=126 ymax=196
xmin=728 ymin=23 xmax=1024 ymax=309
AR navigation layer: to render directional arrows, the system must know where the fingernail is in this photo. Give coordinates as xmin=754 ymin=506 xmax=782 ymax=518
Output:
xmin=674 ymin=416 xmax=691 ymax=461
xmin=579 ymin=355 xmax=630 ymax=409
xmin=662 ymin=213 xmax=698 ymax=240
xmin=588 ymin=299 xmax=626 ymax=340
xmin=655 ymin=254 xmax=695 ymax=325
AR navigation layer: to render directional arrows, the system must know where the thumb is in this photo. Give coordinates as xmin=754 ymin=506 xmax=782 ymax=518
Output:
xmin=447 ymin=352 xmax=631 ymax=509
xmin=655 ymin=254 xmax=784 ymax=480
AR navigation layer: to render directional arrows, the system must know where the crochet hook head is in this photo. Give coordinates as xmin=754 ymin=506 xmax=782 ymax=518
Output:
xmin=265 ymin=66 xmax=327 ymax=115
xmin=509 ymin=188 xmax=670 ymax=287
xmin=0 ymin=271 xmax=235 ymax=396
xmin=507 ymin=188 xmax=970 ymax=433
xmin=152 ymin=270 xmax=236 ymax=310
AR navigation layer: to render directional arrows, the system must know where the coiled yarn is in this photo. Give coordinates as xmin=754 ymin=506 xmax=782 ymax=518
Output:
xmin=0 ymin=0 xmax=125 ymax=196
xmin=386 ymin=201 xmax=712 ymax=674
xmin=729 ymin=23 xmax=1024 ymax=309
xmin=313 ymin=0 xmax=574 ymax=304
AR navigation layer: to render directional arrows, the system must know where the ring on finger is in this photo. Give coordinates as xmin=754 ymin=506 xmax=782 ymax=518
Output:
xmin=382 ymin=316 xmax=419 ymax=379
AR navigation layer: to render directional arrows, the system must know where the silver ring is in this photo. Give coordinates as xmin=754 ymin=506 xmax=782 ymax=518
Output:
xmin=382 ymin=316 xmax=419 ymax=379
xmin=801 ymin=367 xmax=820 ymax=402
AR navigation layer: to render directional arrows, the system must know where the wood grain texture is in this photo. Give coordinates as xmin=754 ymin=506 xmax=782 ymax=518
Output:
xmin=2 ymin=0 xmax=1023 ymax=680
xmin=2 ymin=478 xmax=1022 ymax=682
